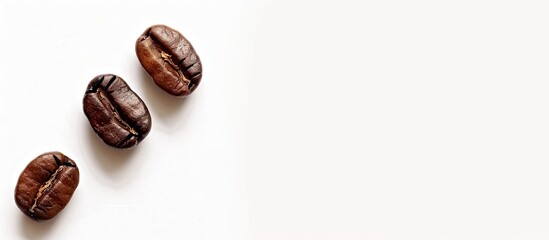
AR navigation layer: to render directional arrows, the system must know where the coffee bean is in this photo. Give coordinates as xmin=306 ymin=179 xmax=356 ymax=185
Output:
xmin=83 ymin=74 xmax=152 ymax=149
xmin=15 ymin=152 xmax=79 ymax=221
xmin=136 ymin=24 xmax=202 ymax=97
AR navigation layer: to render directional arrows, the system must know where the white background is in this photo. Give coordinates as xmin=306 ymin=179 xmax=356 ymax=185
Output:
xmin=1 ymin=0 xmax=549 ymax=239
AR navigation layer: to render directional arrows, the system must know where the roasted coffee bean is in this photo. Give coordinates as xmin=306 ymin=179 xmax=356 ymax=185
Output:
xmin=83 ymin=74 xmax=152 ymax=149
xmin=15 ymin=152 xmax=79 ymax=221
xmin=136 ymin=24 xmax=202 ymax=97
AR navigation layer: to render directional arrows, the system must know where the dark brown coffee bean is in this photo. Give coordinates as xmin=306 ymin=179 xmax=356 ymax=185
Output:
xmin=136 ymin=24 xmax=202 ymax=97
xmin=14 ymin=152 xmax=79 ymax=221
xmin=83 ymin=74 xmax=152 ymax=149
